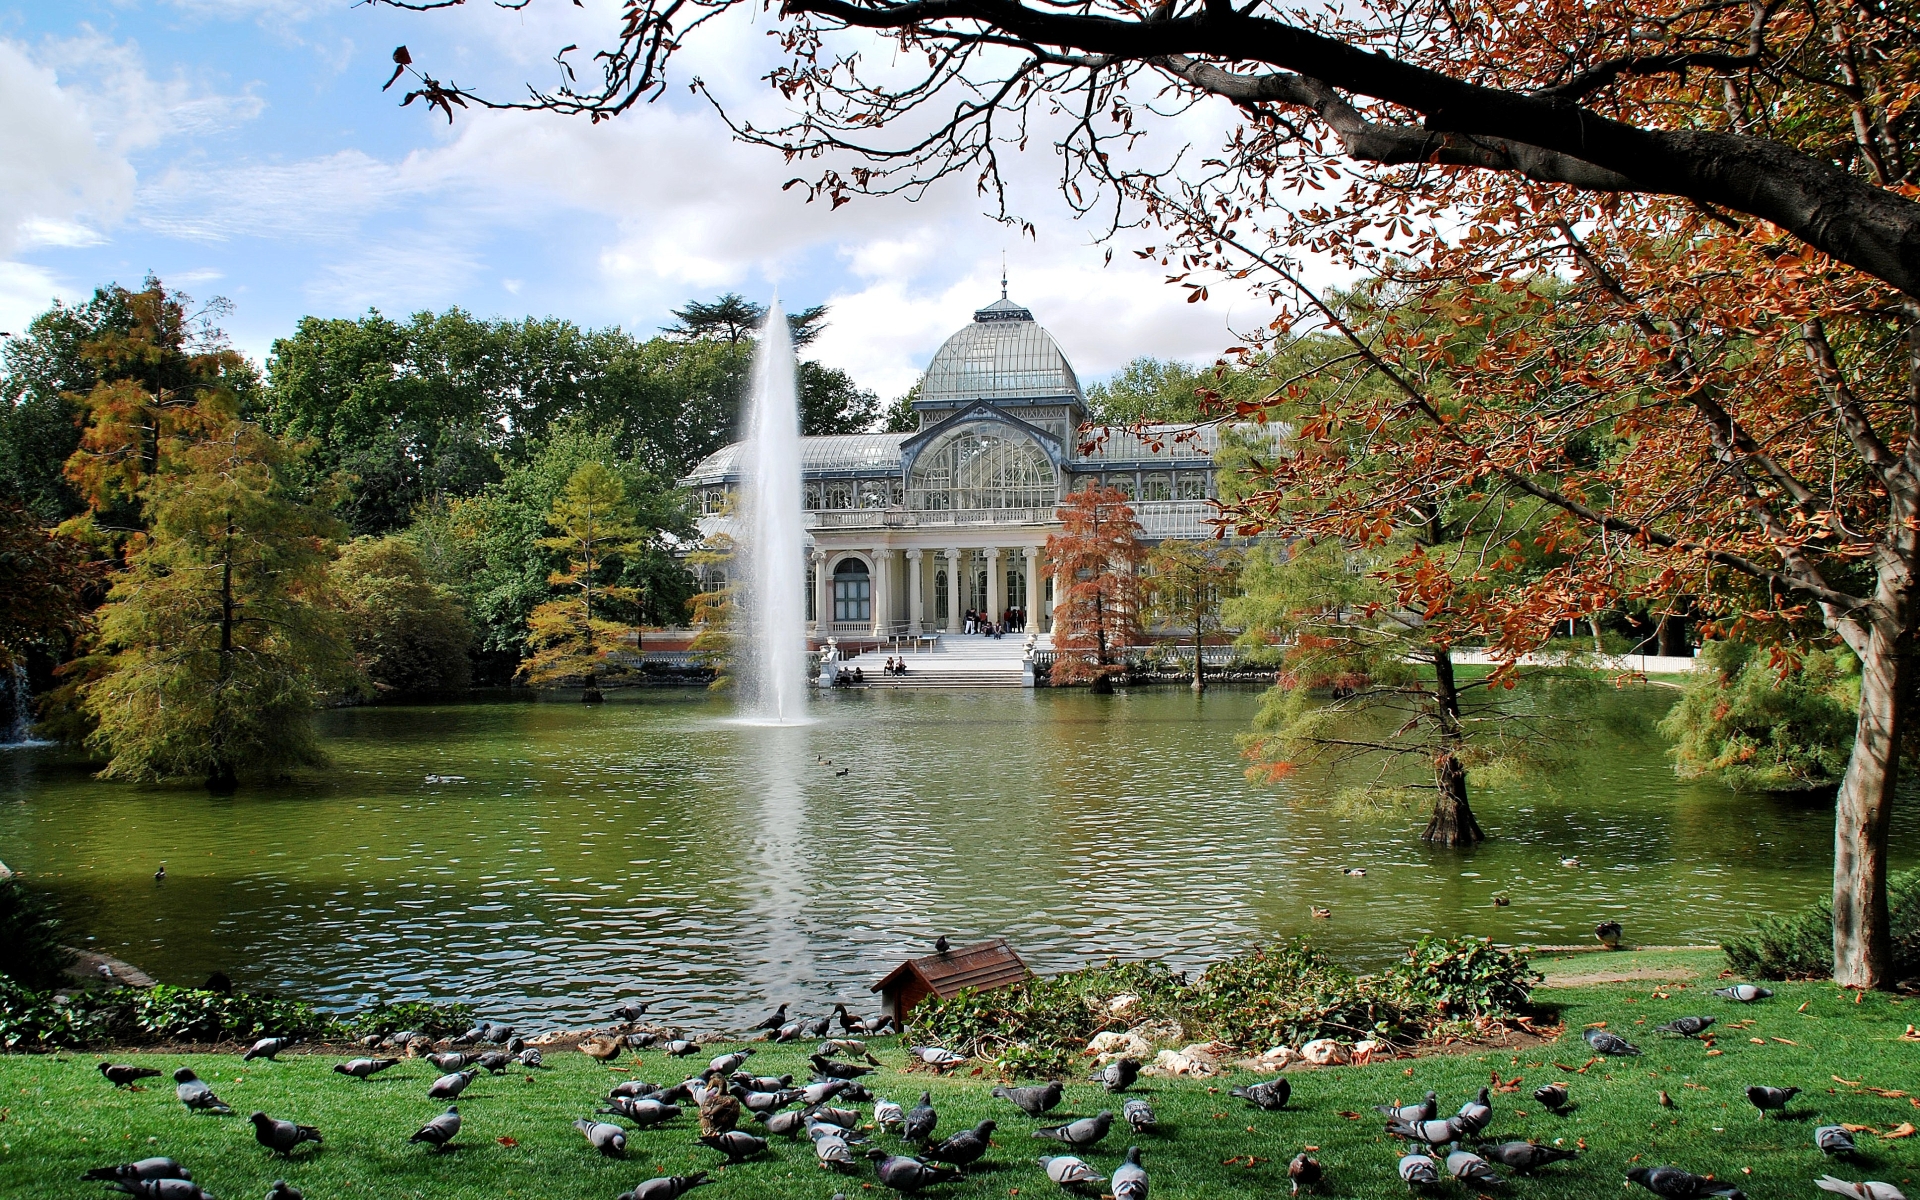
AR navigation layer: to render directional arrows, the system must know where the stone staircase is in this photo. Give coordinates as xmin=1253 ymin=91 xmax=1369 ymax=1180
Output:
xmin=847 ymin=634 xmax=1037 ymax=689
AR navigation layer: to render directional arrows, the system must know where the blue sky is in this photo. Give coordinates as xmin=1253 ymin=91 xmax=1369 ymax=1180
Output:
xmin=0 ymin=0 xmax=1269 ymax=397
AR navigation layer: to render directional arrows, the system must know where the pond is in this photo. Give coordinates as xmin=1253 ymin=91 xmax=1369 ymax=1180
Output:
xmin=2 ymin=684 xmax=1913 ymax=1028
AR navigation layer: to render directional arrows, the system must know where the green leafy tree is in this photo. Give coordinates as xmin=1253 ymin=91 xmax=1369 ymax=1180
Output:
xmin=1143 ymin=539 xmax=1243 ymax=692
xmin=1660 ymin=641 xmax=1859 ymax=793
xmin=0 ymin=502 xmax=97 ymax=674
xmin=521 ymin=462 xmax=645 ymax=698
xmin=882 ymin=381 xmax=922 ymax=433
xmin=684 ymin=532 xmax=736 ymax=688
xmin=332 ymin=536 xmax=473 ymax=695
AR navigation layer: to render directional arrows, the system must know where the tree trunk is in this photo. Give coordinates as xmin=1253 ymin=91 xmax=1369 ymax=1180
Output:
xmin=582 ymin=669 xmax=605 ymax=704
xmin=207 ymin=517 xmax=236 ymax=795
xmin=1833 ymin=621 xmax=1901 ymax=988
xmin=1657 ymin=596 xmax=1692 ymax=656
xmin=1421 ymin=646 xmax=1485 ymax=847
xmin=1192 ymin=618 xmax=1206 ymax=693
xmin=205 ymin=762 xmax=238 ymax=795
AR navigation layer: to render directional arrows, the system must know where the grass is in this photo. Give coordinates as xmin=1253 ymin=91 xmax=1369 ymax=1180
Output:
xmin=3 ymin=955 xmax=1917 ymax=1200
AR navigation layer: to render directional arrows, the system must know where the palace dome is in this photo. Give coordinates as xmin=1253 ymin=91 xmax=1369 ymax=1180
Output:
xmin=920 ymin=295 xmax=1083 ymax=406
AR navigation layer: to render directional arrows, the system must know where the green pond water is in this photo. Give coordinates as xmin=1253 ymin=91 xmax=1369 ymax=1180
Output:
xmin=1 ymin=684 xmax=1912 ymax=1028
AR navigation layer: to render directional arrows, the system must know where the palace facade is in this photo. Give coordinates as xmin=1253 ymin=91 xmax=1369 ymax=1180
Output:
xmin=681 ymin=291 xmax=1244 ymax=639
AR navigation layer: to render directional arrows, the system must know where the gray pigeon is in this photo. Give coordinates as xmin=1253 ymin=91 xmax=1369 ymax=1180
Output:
xmin=993 ymin=1081 xmax=1064 ymax=1117
xmin=1477 ymin=1141 xmax=1578 ymax=1172
xmin=1627 ymin=1165 xmax=1746 ymax=1199
xmin=800 ymin=1080 xmax=851 ymax=1106
xmin=575 ymin=1118 xmax=628 ymax=1157
xmin=1815 ymin=1126 xmax=1859 ymax=1157
xmin=904 ymin=1091 xmax=938 ymax=1144
xmin=925 ymin=1120 xmax=995 ymax=1167
xmin=516 ymin=1047 xmax=543 ymax=1068
xmin=812 ymin=1129 xmax=858 ymax=1171
xmin=425 ymin=1052 xmax=470 ymax=1072
xmin=613 ymin=1001 xmax=649 ymax=1023
xmin=664 ymin=1039 xmax=699 ymax=1056
xmin=410 ymin=1106 xmax=461 ymax=1149
xmin=250 ymin=1111 xmax=322 ymax=1156
xmin=913 ymin=1044 xmax=966 ymax=1068
xmin=1377 ymin=1092 xmax=1439 ymax=1122
xmin=806 ymin=1103 xmax=860 ymax=1129
xmin=1123 ymin=1097 xmax=1157 ymax=1133
xmin=1816 ymin=1178 xmax=1907 ymax=1200
xmin=874 ymin=1096 xmax=905 ymax=1131
xmin=1658 ymin=1016 xmax=1716 ymax=1038
xmin=867 ymin=1148 xmax=963 ymax=1190
xmin=1455 ymin=1087 xmax=1492 ymax=1132
xmin=83 ymin=1159 xmax=191 ymax=1183
xmin=752 ymin=1003 xmax=789 ymax=1031
xmin=1090 ymin=1058 xmax=1139 ymax=1092
xmin=1446 ymin=1150 xmax=1502 ymax=1186
xmin=100 ymin=1182 xmax=214 ymax=1200
xmin=475 ymin=1052 xmax=511 ymax=1074
xmin=265 ymin=1182 xmax=302 ymax=1200
xmin=1112 ymin=1146 xmax=1148 ymax=1200
xmin=1386 ymin=1117 xmax=1464 ymax=1148
xmin=1231 ymin=1077 xmax=1291 ymax=1110
xmin=758 ymin=1108 xmax=807 ymax=1137
xmin=99 ymin=1063 xmax=163 ymax=1088
xmin=698 ymin=1130 xmax=768 ymax=1162
xmin=1584 ymin=1027 xmax=1641 ymax=1056
xmin=1532 ymin=1083 xmax=1569 ymax=1110
xmin=600 ymin=1096 xmax=680 ymax=1127
xmin=243 ymin=1038 xmax=296 ymax=1062
xmin=809 ymin=1054 xmax=875 ymax=1079
xmin=1039 ymin=1154 xmax=1102 ymax=1192
xmin=1033 ymin=1111 xmax=1113 ymax=1150
xmin=1713 ymin=985 xmax=1773 ymax=1003
xmin=173 ymin=1068 xmax=232 ymax=1113
xmin=616 ymin=1172 xmax=710 ymax=1200
xmin=428 ymin=1069 xmax=475 ymax=1100
xmin=333 ymin=1057 xmax=400 ymax=1079
xmin=1748 ymin=1085 xmax=1800 ymax=1117
xmin=737 ymin=1072 xmax=793 ymax=1091
xmin=1399 ymin=1154 xmax=1441 ymax=1188
xmin=708 ymin=1050 xmax=753 ymax=1075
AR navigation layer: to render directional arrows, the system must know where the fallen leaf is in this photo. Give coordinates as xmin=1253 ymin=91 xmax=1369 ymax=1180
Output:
xmin=1836 ymin=1076 xmax=1865 ymax=1086
xmin=1706 ymin=1050 xmax=1723 ymax=1056
xmin=1866 ymin=1088 xmax=1911 ymax=1098
xmin=1513 ymin=1111 xmax=1529 ymax=1117
xmin=1338 ymin=1111 xmax=1362 ymax=1120
xmin=1899 ymin=1026 xmax=1920 ymax=1042
xmin=1553 ymin=1062 xmax=1582 ymax=1071
xmin=1771 ymin=1037 xmax=1798 ymax=1046
xmin=1303 ymin=1146 xmax=1320 ymax=1152
xmin=1750 ymin=1038 xmax=1767 ymax=1044
xmin=1404 ymin=1068 xmax=1416 ymax=1077
xmin=1856 ymin=991 xmax=1864 ymax=1005
xmin=1798 ymin=1002 xmax=1810 ymax=1013
xmin=1585 ymin=1022 xmax=1609 ymax=1029
xmin=1741 ymin=1167 xmax=1753 ymax=1175
xmin=1842 ymin=1124 xmax=1878 ymax=1133
xmin=497 ymin=1136 xmax=518 ymax=1146
xmin=1882 ymin=1123 xmax=1916 ymax=1139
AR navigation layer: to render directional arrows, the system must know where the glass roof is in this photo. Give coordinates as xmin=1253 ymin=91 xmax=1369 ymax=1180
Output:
xmin=921 ymin=296 xmax=1083 ymax=405
xmin=683 ymin=433 xmax=908 ymax=483
xmin=1072 ymin=421 xmax=1286 ymax=463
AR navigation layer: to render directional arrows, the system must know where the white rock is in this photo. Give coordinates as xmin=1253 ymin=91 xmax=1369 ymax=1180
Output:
xmin=1086 ymin=1030 xmax=1153 ymax=1063
xmin=1148 ymin=1048 xmax=1219 ymax=1077
xmin=1299 ymin=1038 xmax=1350 ymax=1066
xmin=1107 ymin=993 xmax=1141 ymax=1016
xmin=1352 ymin=1039 xmax=1386 ymax=1062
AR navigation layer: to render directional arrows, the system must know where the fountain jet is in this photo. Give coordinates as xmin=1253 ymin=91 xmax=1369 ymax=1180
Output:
xmin=735 ymin=301 xmax=809 ymax=724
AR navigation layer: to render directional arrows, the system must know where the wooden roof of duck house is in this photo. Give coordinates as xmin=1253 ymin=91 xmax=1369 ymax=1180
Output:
xmin=871 ymin=938 xmax=1031 ymax=1019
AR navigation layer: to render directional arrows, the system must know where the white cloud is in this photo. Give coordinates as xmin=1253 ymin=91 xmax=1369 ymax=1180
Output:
xmin=0 ymin=39 xmax=133 ymax=259
xmin=0 ymin=261 xmax=77 ymax=339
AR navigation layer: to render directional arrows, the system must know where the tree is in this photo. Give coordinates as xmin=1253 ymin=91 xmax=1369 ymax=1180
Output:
xmin=520 ymin=461 xmax=645 ymax=699
xmin=0 ymin=502 xmax=97 ymax=674
xmin=332 ymin=536 xmax=473 ymax=695
xmin=1143 ymin=538 xmax=1242 ymax=692
xmin=1661 ymin=642 xmax=1860 ymax=794
xmin=684 ymin=532 xmax=737 ymax=688
xmin=1045 ymin=485 xmax=1145 ymax=694
xmin=882 ymin=381 xmax=922 ymax=434
xmin=665 ymin=294 xmax=828 ymax=347
xmin=798 ymin=360 xmax=881 ymax=435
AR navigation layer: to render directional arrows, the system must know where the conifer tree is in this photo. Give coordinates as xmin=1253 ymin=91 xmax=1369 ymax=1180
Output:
xmin=520 ymin=461 xmax=643 ymax=700
xmin=1045 ymin=485 xmax=1144 ymax=694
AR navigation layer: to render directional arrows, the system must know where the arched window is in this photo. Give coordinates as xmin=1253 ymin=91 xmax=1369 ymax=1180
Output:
xmin=934 ymin=569 xmax=949 ymax=621
xmin=1008 ymin=566 xmax=1026 ymax=610
xmin=908 ymin=422 xmax=1056 ymax=510
xmin=1142 ymin=472 xmax=1172 ymax=501
xmin=832 ymin=558 xmax=871 ymax=622
xmin=826 ymin=481 xmax=854 ymax=510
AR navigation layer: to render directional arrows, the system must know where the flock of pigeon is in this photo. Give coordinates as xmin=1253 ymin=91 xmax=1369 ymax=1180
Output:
xmin=74 ymin=984 xmax=1912 ymax=1200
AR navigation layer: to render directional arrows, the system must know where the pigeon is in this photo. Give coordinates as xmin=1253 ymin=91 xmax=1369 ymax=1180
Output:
xmin=611 ymin=1079 xmax=663 ymax=1099
xmin=1477 ymin=1142 xmax=1579 ymax=1172
xmin=664 ymin=1039 xmax=701 ymax=1057
xmin=516 ymin=1047 xmax=543 ymax=1068
xmin=1816 ymin=1179 xmax=1907 ymax=1200
xmin=758 ymin=1108 xmax=807 ymax=1137
xmin=1123 ymin=1097 xmax=1157 ymax=1133
xmin=1289 ymin=1152 xmax=1322 ymax=1195
xmin=575 ymin=1118 xmax=628 ymax=1157
xmin=771 ymin=1022 xmax=803 ymax=1042
xmin=410 ymin=1106 xmax=461 ymax=1149
xmin=699 ymin=1130 xmax=768 ymax=1162
xmin=100 ymin=1183 xmax=213 ymax=1200
xmin=1455 ymin=1087 xmax=1492 ymax=1133
xmin=734 ymin=1086 xmax=801 ymax=1113
xmin=426 ymin=1052 xmax=471 ymax=1072
xmin=1446 ymin=1150 xmax=1502 ymax=1186
xmin=1033 ymin=1111 xmax=1113 ymax=1149
xmin=601 ymin=1096 xmax=680 ymax=1127
xmin=1112 ymin=1146 xmax=1148 ymax=1200
xmin=1815 ymin=1126 xmax=1859 ymax=1157
xmin=613 ymin=1001 xmax=649 ymax=1024
xmin=817 ymin=1038 xmax=875 ymax=1061
xmin=334 ymin=1057 xmax=400 ymax=1079
xmin=836 ymin=1080 xmax=875 ymax=1103
xmin=904 ymin=1091 xmax=938 ymax=1144
xmin=1091 ymin=1058 xmax=1139 ymax=1092
xmin=805 ymin=1103 xmax=861 ymax=1129
xmin=1659 ymin=1016 xmax=1717 ymax=1038
xmin=934 ymin=936 xmax=950 ymax=953
xmin=868 ymin=1148 xmax=964 ymax=1190
xmin=99 ymin=1063 xmax=163 ymax=1088
xmin=1714 ymin=985 xmax=1773 ymax=1003
xmin=265 ymin=1181 xmax=302 ymax=1200
xmin=154 ymin=865 xmax=166 ymax=881
xmin=812 ymin=1129 xmax=858 ymax=1171
xmin=244 ymin=1038 xmax=296 ymax=1062
xmin=926 ymin=1120 xmax=995 ymax=1167
xmin=914 ymin=1045 xmax=966 ymax=1069
xmin=1232 ymin=1076 xmax=1291 ymax=1110
xmin=174 ymin=1068 xmax=232 ymax=1113
xmin=448 ymin=1028 xmax=481 ymax=1048
xmin=1377 ymin=1092 xmax=1440 ymax=1122
xmin=874 ymin=1096 xmax=905 ymax=1131
xmin=474 ymin=1051 xmax=511 ymax=1074
xmin=616 ymin=1173 xmax=710 ymax=1200
xmin=1532 ymin=1083 xmax=1569 ymax=1110
xmin=1399 ymin=1154 xmax=1441 ymax=1187
xmin=709 ymin=1050 xmax=754 ymax=1075
xmin=1585 ymin=1027 xmax=1641 ymax=1056
xmin=250 ymin=1111 xmax=322 ymax=1156
xmin=810 ymin=1054 xmax=875 ymax=1079
xmin=800 ymin=1079 xmax=852 ymax=1105
xmin=994 ymin=1080 xmax=1064 ymax=1117
xmin=1627 ymin=1166 xmax=1748 ymax=1199
xmin=1748 ymin=1085 xmax=1800 ymax=1117
xmin=1040 ymin=1154 xmax=1103 ymax=1192
xmin=83 ymin=1159 xmax=191 ymax=1183
xmin=1596 ymin=920 xmax=1624 ymax=948
xmin=751 ymin=1003 xmax=789 ymax=1031
xmin=1386 ymin=1117 xmax=1465 ymax=1148
xmin=428 ymin=1069 xmax=475 ymax=1100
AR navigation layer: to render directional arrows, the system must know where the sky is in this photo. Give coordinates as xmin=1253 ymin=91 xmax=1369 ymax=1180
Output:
xmin=0 ymin=0 xmax=1280 ymax=399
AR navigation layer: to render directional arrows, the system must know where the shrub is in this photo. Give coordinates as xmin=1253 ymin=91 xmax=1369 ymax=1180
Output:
xmin=0 ymin=981 xmax=473 ymax=1050
xmin=333 ymin=536 xmax=473 ymax=695
xmin=1723 ymin=869 xmax=1920 ymax=981
xmin=1659 ymin=640 xmax=1858 ymax=792
xmin=1385 ymin=935 xmax=1540 ymax=1017
xmin=910 ymin=960 xmax=1187 ymax=1075
xmin=0 ymin=879 xmax=75 ymax=990
xmin=1190 ymin=939 xmax=1419 ymax=1047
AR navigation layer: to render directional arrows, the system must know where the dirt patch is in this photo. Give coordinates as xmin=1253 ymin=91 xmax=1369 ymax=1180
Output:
xmin=1539 ymin=965 xmax=1704 ymax=987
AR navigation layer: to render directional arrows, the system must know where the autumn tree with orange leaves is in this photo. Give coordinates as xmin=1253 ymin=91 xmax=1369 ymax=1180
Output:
xmin=381 ymin=0 xmax=1920 ymax=987
xmin=1046 ymin=485 xmax=1145 ymax=694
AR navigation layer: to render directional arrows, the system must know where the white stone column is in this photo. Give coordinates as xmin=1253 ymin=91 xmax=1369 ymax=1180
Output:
xmin=1052 ymin=561 xmax=1070 ymax=635
xmin=1023 ymin=546 xmax=1042 ymax=633
xmin=906 ymin=549 xmax=924 ymax=634
xmin=871 ymin=548 xmax=893 ymax=637
xmin=944 ymin=548 xmax=962 ymax=634
xmin=810 ymin=548 xmax=829 ymax=636
xmin=986 ymin=547 xmax=1004 ymax=625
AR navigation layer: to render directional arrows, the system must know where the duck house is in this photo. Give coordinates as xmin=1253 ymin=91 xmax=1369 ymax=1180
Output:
xmin=871 ymin=938 xmax=1031 ymax=1020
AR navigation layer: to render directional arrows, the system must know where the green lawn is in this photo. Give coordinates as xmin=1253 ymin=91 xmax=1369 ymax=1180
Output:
xmin=4 ymin=957 xmax=1917 ymax=1200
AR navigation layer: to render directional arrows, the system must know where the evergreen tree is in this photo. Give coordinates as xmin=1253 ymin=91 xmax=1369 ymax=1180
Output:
xmin=521 ymin=462 xmax=644 ymax=699
xmin=1143 ymin=538 xmax=1243 ymax=692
